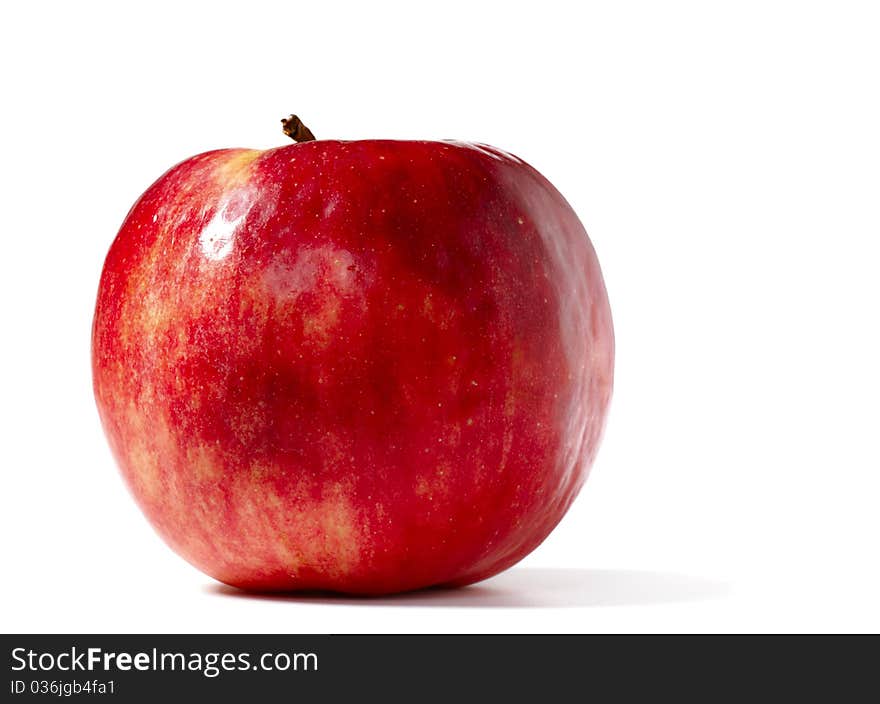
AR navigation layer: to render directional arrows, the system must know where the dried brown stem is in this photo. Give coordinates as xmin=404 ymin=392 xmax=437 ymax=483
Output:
xmin=281 ymin=115 xmax=316 ymax=142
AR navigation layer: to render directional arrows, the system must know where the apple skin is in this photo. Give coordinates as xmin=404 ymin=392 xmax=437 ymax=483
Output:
xmin=92 ymin=138 xmax=614 ymax=594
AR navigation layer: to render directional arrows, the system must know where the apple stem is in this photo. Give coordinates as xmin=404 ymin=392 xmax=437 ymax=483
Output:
xmin=281 ymin=115 xmax=316 ymax=142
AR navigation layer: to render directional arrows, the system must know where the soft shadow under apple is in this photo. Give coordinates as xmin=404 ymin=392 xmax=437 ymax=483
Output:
xmin=205 ymin=567 xmax=729 ymax=608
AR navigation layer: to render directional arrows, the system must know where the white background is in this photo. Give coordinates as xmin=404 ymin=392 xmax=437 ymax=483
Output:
xmin=2 ymin=0 xmax=878 ymax=634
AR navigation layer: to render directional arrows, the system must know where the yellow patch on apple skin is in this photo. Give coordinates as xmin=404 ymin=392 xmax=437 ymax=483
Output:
xmin=140 ymin=289 xmax=169 ymax=331
xmin=122 ymin=408 xmax=228 ymax=568
xmin=118 ymin=266 xmax=164 ymax=347
xmin=127 ymin=436 xmax=163 ymax=504
xmin=186 ymin=443 xmax=224 ymax=483
xmin=237 ymin=282 xmax=272 ymax=332
xmin=302 ymin=297 xmax=341 ymax=349
xmin=249 ymin=461 xmax=273 ymax=482
xmin=230 ymin=469 xmax=365 ymax=581
xmin=119 ymin=396 xmax=173 ymax=506
xmin=314 ymin=481 xmax=361 ymax=574
xmin=115 ymin=401 xmax=225 ymax=572
xmin=214 ymin=149 xmax=262 ymax=184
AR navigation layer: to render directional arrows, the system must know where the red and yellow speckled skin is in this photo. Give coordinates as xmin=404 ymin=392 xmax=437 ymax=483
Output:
xmin=92 ymin=139 xmax=614 ymax=594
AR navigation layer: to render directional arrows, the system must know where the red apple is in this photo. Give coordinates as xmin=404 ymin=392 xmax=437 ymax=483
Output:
xmin=92 ymin=116 xmax=614 ymax=594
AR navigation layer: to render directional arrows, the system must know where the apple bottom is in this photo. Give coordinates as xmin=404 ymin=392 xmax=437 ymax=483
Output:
xmin=115 ymin=409 xmax=593 ymax=595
